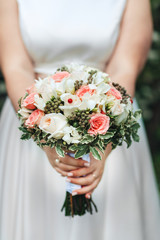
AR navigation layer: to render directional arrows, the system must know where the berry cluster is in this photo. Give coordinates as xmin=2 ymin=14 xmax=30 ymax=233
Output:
xmin=74 ymin=80 xmax=83 ymax=91
xmin=112 ymin=82 xmax=131 ymax=104
xmin=87 ymin=70 xmax=97 ymax=84
xmin=44 ymin=97 xmax=64 ymax=114
xmin=67 ymin=109 xmax=91 ymax=129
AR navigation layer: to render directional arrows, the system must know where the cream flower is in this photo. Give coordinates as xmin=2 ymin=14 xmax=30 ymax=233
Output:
xmin=110 ymin=101 xmax=125 ymax=116
xmin=62 ymin=126 xmax=81 ymax=144
xmin=35 ymin=77 xmax=57 ymax=102
xmin=34 ymin=94 xmax=46 ymax=111
xmin=39 ymin=113 xmax=68 ymax=139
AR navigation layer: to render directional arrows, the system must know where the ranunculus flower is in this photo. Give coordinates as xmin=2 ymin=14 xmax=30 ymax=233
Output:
xmin=111 ymin=101 xmax=125 ymax=116
xmin=106 ymin=87 xmax=122 ymax=100
xmin=26 ymin=83 xmax=37 ymax=94
xmin=76 ymin=85 xmax=96 ymax=99
xmin=39 ymin=113 xmax=68 ymax=139
xmin=22 ymin=93 xmax=37 ymax=110
xmin=51 ymin=71 xmax=70 ymax=83
xmin=25 ymin=109 xmax=44 ymax=128
xmin=88 ymin=113 xmax=110 ymax=135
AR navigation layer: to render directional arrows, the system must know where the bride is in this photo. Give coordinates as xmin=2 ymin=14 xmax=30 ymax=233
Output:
xmin=0 ymin=0 xmax=160 ymax=239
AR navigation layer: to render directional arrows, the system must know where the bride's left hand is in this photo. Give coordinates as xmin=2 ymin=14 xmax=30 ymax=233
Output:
xmin=66 ymin=143 xmax=112 ymax=199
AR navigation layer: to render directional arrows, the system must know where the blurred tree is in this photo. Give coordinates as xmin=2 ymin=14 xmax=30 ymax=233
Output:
xmin=136 ymin=0 xmax=160 ymax=190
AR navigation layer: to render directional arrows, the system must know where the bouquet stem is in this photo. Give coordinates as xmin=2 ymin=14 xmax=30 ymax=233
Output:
xmin=61 ymin=192 xmax=98 ymax=217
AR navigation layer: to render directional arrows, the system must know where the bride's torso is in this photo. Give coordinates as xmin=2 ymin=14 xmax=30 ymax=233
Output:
xmin=17 ymin=0 xmax=127 ymax=76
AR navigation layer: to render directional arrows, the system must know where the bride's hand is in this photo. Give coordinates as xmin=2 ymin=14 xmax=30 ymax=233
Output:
xmin=66 ymin=144 xmax=112 ymax=199
xmin=43 ymin=146 xmax=90 ymax=175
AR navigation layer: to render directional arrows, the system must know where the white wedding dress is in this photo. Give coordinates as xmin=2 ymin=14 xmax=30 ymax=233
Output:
xmin=0 ymin=0 xmax=160 ymax=239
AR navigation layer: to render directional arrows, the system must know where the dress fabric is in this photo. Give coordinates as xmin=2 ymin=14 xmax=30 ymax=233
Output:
xmin=0 ymin=0 xmax=160 ymax=240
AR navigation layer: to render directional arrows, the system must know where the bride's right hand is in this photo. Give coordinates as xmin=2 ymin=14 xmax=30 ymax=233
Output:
xmin=43 ymin=146 xmax=90 ymax=176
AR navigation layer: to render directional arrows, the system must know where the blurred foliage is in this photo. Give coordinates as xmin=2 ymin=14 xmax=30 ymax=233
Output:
xmin=0 ymin=0 xmax=160 ymax=189
xmin=136 ymin=0 xmax=160 ymax=190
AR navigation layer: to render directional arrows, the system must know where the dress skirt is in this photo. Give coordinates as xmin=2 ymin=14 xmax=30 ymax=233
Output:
xmin=0 ymin=97 xmax=160 ymax=240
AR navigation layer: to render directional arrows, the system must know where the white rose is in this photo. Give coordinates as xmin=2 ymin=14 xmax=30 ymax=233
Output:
xmin=111 ymin=101 xmax=125 ymax=116
xmin=70 ymin=71 xmax=89 ymax=84
xmin=64 ymin=78 xmax=75 ymax=93
xmin=62 ymin=126 xmax=81 ymax=144
xmin=92 ymin=71 xmax=110 ymax=85
xmin=18 ymin=107 xmax=32 ymax=119
xmin=34 ymin=94 xmax=46 ymax=110
xmin=115 ymin=99 xmax=133 ymax=125
xmin=35 ymin=77 xmax=57 ymax=102
xmin=96 ymin=83 xmax=111 ymax=94
xmin=66 ymin=63 xmax=85 ymax=72
xmin=39 ymin=113 xmax=68 ymax=139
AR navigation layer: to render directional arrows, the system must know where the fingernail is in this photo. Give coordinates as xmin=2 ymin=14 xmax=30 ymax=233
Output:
xmin=72 ymin=192 xmax=77 ymax=196
xmin=86 ymin=194 xmax=90 ymax=199
xmin=66 ymin=178 xmax=71 ymax=182
xmin=84 ymin=162 xmax=90 ymax=167
xmin=67 ymin=172 xmax=73 ymax=177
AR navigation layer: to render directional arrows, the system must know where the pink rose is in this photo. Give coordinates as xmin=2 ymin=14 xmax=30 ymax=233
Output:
xmin=106 ymin=87 xmax=122 ymax=100
xmin=51 ymin=71 xmax=70 ymax=83
xmin=88 ymin=113 xmax=110 ymax=135
xmin=26 ymin=83 xmax=37 ymax=94
xmin=25 ymin=109 xmax=44 ymax=128
xmin=76 ymin=85 xmax=96 ymax=99
xmin=22 ymin=93 xmax=37 ymax=110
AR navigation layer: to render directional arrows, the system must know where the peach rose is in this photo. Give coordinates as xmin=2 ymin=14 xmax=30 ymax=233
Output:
xmin=26 ymin=83 xmax=37 ymax=94
xmin=106 ymin=87 xmax=122 ymax=100
xmin=25 ymin=109 xmax=44 ymax=128
xmin=22 ymin=93 xmax=37 ymax=110
xmin=76 ymin=85 xmax=96 ymax=99
xmin=88 ymin=113 xmax=110 ymax=135
xmin=51 ymin=71 xmax=70 ymax=83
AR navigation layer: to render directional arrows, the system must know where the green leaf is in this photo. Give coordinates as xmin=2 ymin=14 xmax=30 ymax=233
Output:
xmin=18 ymin=97 xmax=22 ymax=108
xmin=131 ymin=122 xmax=140 ymax=131
xmin=132 ymin=133 xmax=140 ymax=142
xmin=99 ymin=131 xmax=115 ymax=140
xmin=134 ymin=110 xmax=142 ymax=120
xmin=89 ymin=146 xmax=101 ymax=160
xmin=81 ymin=135 xmax=95 ymax=144
xmin=68 ymin=145 xmax=78 ymax=151
xmin=21 ymin=133 xmax=32 ymax=140
xmin=97 ymin=140 xmax=104 ymax=153
xmin=75 ymin=146 xmax=88 ymax=159
xmin=55 ymin=144 xmax=65 ymax=157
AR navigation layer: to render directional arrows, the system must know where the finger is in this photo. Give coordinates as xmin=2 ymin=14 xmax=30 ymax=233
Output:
xmin=72 ymin=180 xmax=99 ymax=195
xmin=60 ymin=155 xmax=90 ymax=168
xmin=55 ymin=161 xmax=78 ymax=172
xmin=85 ymin=191 xmax=93 ymax=199
xmin=67 ymin=172 xmax=97 ymax=186
xmin=69 ymin=166 xmax=94 ymax=177
xmin=54 ymin=167 xmax=68 ymax=177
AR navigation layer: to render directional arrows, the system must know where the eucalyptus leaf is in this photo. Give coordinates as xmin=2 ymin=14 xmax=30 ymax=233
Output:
xmin=75 ymin=146 xmax=88 ymax=159
xmin=56 ymin=145 xmax=65 ymax=157
xmin=89 ymin=146 xmax=101 ymax=160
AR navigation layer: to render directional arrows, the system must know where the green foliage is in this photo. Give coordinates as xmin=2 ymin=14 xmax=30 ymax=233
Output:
xmin=135 ymin=0 xmax=160 ymax=190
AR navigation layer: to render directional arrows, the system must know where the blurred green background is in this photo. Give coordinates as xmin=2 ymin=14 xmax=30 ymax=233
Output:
xmin=0 ymin=0 xmax=160 ymax=190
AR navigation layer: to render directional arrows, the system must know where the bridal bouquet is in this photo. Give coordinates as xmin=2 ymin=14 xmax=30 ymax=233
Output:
xmin=18 ymin=63 xmax=141 ymax=217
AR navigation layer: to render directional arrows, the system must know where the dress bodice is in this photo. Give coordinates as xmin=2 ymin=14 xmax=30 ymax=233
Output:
xmin=17 ymin=0 xmax=127 ymax=74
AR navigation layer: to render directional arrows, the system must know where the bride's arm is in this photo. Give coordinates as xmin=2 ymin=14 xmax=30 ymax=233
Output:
xmin=0 ymin=0 xmax=35 ymax=112
xmin=0 ymin=0 xmax=88 ymax=172
xmin=105 ymin=0 xmax=153 ymax=97
xmin=68 ymin=0 xmax=153 ymax=198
